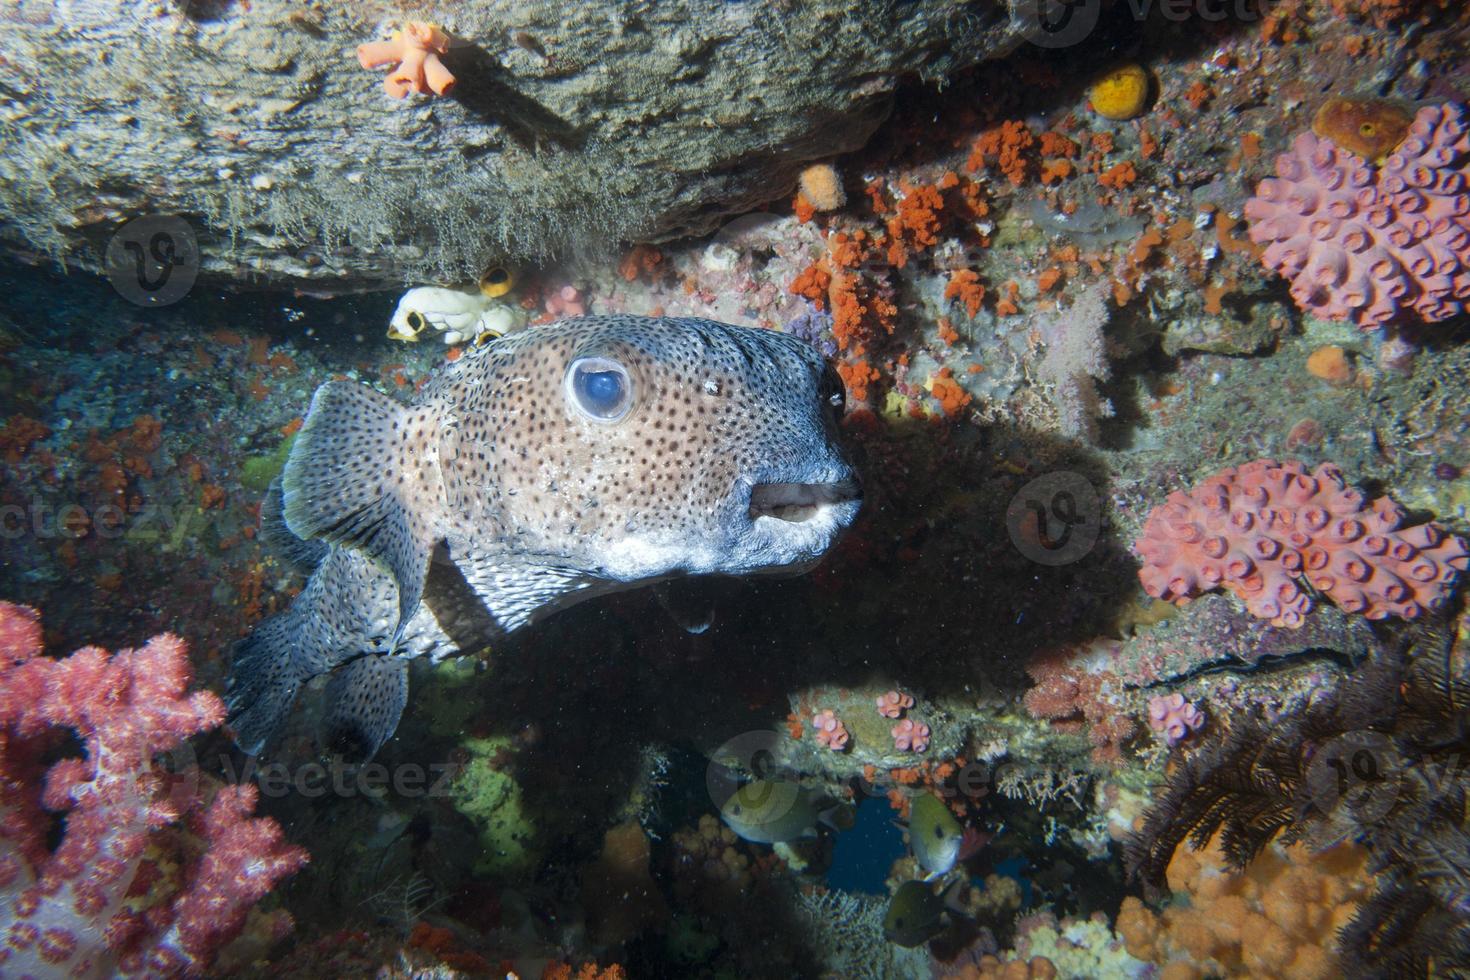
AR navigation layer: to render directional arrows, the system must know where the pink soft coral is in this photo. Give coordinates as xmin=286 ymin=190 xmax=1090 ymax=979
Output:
xmin=1134 ymin=459 xmax=1468 ymax=627
xmin=0 ymin=602 xmax=307 ymax=976
xmin=1244 ymin=102 xmax=1469 ymax=327
xmin=357 ymin=22 xmax=456 ymax=99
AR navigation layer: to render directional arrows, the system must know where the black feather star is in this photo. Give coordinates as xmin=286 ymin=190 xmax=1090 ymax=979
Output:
xmin=1124 ymin=625 xmax=1470 ymax=978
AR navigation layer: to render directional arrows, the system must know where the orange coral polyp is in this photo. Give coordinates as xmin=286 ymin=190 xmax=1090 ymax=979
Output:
xmin=358 ymin=23 xmax=456 ymax=99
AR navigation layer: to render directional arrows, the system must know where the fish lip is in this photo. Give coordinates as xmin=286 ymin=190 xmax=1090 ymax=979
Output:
xmin=746 ymin=477 xmax=862 ymax=524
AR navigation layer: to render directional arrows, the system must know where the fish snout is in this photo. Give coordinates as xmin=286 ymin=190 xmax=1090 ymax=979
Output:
xmin=731 ymin=458 xmax=862 ymax=572
xmin=747 ymin=474 xmax=862 ymax=526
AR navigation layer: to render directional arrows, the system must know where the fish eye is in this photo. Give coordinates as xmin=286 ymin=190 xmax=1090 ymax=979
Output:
xmin=1360 ymin=123 xmax=1376 ymax=135
xmin=565 ymin=357 xmax=633 ymax=422
xmin=819 ymin=365 xmax=846 ymax=416
xmin=479 ymin=266 xmax=514 ymax=298
xmin=406 ymin=311 xmax=426 ymax=334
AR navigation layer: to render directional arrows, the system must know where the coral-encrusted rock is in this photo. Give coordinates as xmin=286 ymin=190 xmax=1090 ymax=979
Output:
xmin=0 ymin=1 xmax=1033 ymax=290
xmin=1133 ymin=460 xmax=1469 ymax=627
xmin=1244 ymin=102 xmax=1470 ymax=328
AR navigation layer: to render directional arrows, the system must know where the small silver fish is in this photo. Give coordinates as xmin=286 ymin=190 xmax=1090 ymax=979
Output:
xmin=908 ymin=792 xmax=966 ymax=880
xmin=719 ymin=778 xmax=853 ymax=844
xmin=883 ymin=878 xmax=967 ymax=948
xmin=226 ymin=315 xmax=860 ymax=759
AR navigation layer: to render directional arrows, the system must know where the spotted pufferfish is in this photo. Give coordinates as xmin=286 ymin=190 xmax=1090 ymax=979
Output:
xmin=226 ymin=314 xmax=862 ymax=760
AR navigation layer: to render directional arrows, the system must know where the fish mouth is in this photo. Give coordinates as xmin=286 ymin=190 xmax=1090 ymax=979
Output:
xmin=748 ymin=479 xmax=862 ymax=524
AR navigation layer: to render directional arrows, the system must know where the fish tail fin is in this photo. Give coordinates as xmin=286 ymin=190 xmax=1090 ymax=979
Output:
xmin=280 ymin=380 xmax=443 ymax=648
xmin=227 ymin=548 xmax=400 ymax=756
xmin=225 ymin=610 xmax=312 ymax=756
xmin=321 ymin=654 xmax=410 ymax=762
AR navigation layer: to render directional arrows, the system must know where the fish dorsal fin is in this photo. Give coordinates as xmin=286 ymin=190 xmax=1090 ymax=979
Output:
xmin=260 ymin=476 xmax=329 ymax=571
xmin=281 ymin=380 xmax=444 ymax=648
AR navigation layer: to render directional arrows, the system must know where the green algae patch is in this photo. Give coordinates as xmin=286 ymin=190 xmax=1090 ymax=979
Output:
xmin=422 ymin=657 xmax=486 ymax=738
xmin=450 ymin=736 xmax=541 ymax=878
xmin=240 ymin=433 xmax=296 ymax=492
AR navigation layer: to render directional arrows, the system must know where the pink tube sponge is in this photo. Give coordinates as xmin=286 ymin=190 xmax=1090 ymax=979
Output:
xmin=544 ymin=284 xmax=587 ymax=318
xmin=811 ymin=709 xmax=849 ymax=751
xmin=891 ymin=718 xmax=930 ymax=753
xmin=1244 ymin=102 xmax=1470 ymax=327
xmin=1147 ymin=692 xmax=1205 ymax=747
xmin=357 ymin=23 xmax=456 ymax=99
xmin=1134 ymin=459 xmax=1468 ymax=627
xmin=875 ymin=689 xmax=915 ymax=719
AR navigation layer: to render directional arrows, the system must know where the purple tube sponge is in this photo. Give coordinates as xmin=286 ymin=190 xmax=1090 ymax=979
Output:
xmin=875 ymin=689 xmax=915 ymax=719
xmin=1147 ymin=692 xmax=1205 ymax=747
xmin=812 ymin=709 xmax=850 ymax=751
xmin=891 ymin=718 xmax=930 ymax=753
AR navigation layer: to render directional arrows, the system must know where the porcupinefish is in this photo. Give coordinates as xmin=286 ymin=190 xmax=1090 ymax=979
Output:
xmin=226 ymin=315 xmax=861 ymax=760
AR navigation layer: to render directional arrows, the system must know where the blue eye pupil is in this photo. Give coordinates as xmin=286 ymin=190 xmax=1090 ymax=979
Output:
xmin=576 ymin=367 xmax=625 ymax=417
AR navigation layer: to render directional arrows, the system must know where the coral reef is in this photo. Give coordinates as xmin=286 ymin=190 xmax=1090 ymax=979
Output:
xmin=1245 ymin=102 xmax=1470 ymax=327
xmin=1135 ymin=459 xmax=1468 ymax=626
xmin=0 ymin=601 xmax=306 ymax=976
xmin=2 ymin=3 xmax=1470 ymax=978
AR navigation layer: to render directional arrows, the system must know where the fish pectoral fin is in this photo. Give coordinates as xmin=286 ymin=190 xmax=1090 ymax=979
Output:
xmin=321 ymin=653 xmax=410 ymax=763
xmin=652 ymin=579 xmax=718 ymax=634
xmin=280 ymin=380 xmax=443 ymax=648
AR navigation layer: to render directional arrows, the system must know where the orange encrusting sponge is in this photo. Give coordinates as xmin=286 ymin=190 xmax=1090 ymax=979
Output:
xmin=1117 ymin=832 xmax=1372 ymax=980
